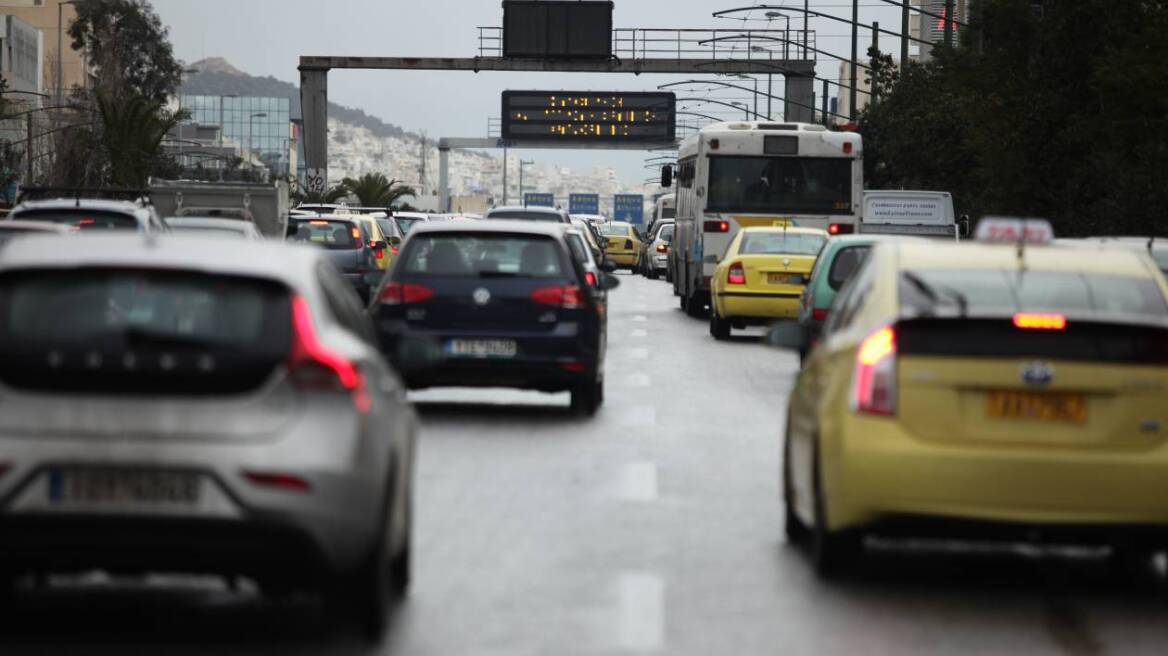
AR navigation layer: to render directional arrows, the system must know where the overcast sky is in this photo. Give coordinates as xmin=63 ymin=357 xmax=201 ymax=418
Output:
xmin=151 ymin=0 xmax=905 ymax=186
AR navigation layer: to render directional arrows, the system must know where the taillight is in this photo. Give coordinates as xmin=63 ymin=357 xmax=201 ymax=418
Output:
xmin=585 ymin=271 xmax=598 ymax=287
xmin=704 ymin=220 xmax=730 ymax=233
xmin=391 ymin=246 xmax=399 ymax=255
xmin=727 ymin=262 xmax=746 ymax=285
xmin=378 ymin=282 xmax=434 ymax=305
xmin=656 ymin=244 xmax=668 ymax=253
xmin=828 ymin=223 xmax=855 ymax=235
xmin=288 ymin=296 xmax=370 ymax=413
xmin=1013 ymin=313 xmax=1066 ymax=331
xmin=812 ymin=308 xmax=829 ymax=321
xmin=851 ymin=325 xmax=896 ymax=417
xmin=624 ymin=239 xmax=634 ymax=250
xmin=532 ymin=285 xmax=585 ymax=309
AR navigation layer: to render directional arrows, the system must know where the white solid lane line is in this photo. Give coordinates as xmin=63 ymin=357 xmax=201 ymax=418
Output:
xmin=617 ymin=571 xmax=666 ymax=652
xmin=614 ymin=462 xmax=658 ymax=502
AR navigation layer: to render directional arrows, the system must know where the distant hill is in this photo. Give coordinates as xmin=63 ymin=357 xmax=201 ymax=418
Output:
xmin=180 ymin=58 xmax=415 ymax=140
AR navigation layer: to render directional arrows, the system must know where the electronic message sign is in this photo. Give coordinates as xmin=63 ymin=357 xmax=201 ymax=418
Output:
xmin=502 ymin=91 xmax=676 ymax=145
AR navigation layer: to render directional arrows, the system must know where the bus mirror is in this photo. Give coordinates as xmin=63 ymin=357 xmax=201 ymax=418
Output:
xmin=959 ymin=215 xmax=971 ymax=239
xmin=661 ymin=165 xmax=674 ymax=188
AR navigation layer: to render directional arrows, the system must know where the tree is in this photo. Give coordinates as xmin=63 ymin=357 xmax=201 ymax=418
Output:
xmin=97 ymin=92 xmax=183 ymax=188
xmin=340 ymin=173 xmax=416 ymax=208
xmin=291 ymin=180 xmax=351 ymax=206
xmin=69 ymin=0 xmax=183 ymax=103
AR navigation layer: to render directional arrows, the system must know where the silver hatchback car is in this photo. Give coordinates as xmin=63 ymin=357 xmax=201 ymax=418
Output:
xmin=0 ymin=234 xmax=417 ymax=640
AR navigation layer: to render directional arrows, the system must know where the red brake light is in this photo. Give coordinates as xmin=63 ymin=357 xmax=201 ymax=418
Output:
xmin=288 ymin=296 xmax=370 ymax=413
xmin=531 ymin=285 xmax=585 ymax=309
xmin=704 ymin=220 xmax=730 ymax=233
xmin=243 ymin=471 xmax=311 ymax=493
xmin=727 ymin=262 xmax=746 ymax=285
xmin=350 ymin=227 xmax=361 ymax=240
xmin=843 ymin=142 xmax=854 ymax=155
xmin=828 ymin=223 xmax=855 ymax=236
xmin=812 ymin=308 xmax=829 ymax=321
xmin=1013 ymin=313 xmax=1067 ymax=331
xmin=585 ymin=271 xmax=598 ymax=287
xmin=378 ymin=282 xmax=434 ymax=305
xmin=391 ymin=246 xmax=399 ymax=255
xmin=852 ymin=325 xmax=896 ymax=417
xmin=656 ymin=244 xmax=668 ymax=253
xmin=559 ymin=362 xmax=586 ymax=373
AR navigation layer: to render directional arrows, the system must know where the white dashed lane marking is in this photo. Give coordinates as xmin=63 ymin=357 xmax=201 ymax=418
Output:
xmin=617 ymin=572 xmax=665 ymax=651
xmin=613 ymin=462 xmax=658 ymax=502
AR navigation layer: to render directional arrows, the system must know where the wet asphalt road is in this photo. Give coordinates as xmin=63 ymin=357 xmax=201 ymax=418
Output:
xmin=2 ymin=272 xmax=1168 ymax=655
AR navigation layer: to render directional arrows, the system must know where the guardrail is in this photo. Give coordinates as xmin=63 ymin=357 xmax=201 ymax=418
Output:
xmin=476 ymin=27 xmax=816 ymax=63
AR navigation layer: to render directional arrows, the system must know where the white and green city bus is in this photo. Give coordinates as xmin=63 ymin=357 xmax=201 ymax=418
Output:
xmin=668 ymin=122 xmax=863 ymax=316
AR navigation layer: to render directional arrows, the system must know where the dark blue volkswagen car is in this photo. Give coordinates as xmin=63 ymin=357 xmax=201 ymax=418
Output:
xmin=371 ymin=221 xmax=618 ymax=414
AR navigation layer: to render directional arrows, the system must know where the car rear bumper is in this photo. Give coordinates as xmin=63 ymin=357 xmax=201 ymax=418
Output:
xmin=825 ymin=416 xmax=1168 ymax=534
xmin=716 ymin=291 xmax=802 ymax=319
xmin=378 ymin=322 xmax=600 ymax=392
xmin=607 ymin=252 xmax=638 ymax=266
xmin=651 ymin=255 xmax=668 ymax=270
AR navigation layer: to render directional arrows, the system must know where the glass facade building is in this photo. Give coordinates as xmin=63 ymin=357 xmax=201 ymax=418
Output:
xmin=179 ymin=95 xmax=293 ymax=174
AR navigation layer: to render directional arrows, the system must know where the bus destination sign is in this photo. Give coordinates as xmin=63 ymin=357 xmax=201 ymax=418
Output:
xmin=502 ymin=91 xmax=676 ymax=145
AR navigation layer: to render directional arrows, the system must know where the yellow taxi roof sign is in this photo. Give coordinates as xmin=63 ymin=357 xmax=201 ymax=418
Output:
xmin=975 ymin=217 xmax=1055 ymax=244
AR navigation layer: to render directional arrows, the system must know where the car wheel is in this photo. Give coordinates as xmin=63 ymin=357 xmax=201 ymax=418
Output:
xmin=679 ymin=293 xmax=687 ymax=311
xmin=665 ymin=268 xmax=673 ymax=284
xmin=783 ymin=430 xmax=809 ymax=544
xmin=811 ymin=445 xmax=863 ymax=579
xmin=685 ymin=291 xmax=707 ymax=319
xmin=709 ymin=309 xmax=731 ymax=340
xmin=339 ymin=536 xmax=391 ymax=643
xmin=647 ymin=268 xmax=659 ymax=280
xmin=571 ymin=379 xmax=601 ymax=416
xmin=390 ymin=486 xmax=413 ymax=596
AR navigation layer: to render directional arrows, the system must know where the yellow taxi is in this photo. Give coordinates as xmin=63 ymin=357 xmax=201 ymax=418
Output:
xmin=351 ymin=214 xmax=394 ymax=272
xmin=772 ymin=219 xmax=1168 ymax=577
xmin=709 ymin=227 xmax=827 ymax=340
xmin=599 ymin=221 xmax=642 ymax=271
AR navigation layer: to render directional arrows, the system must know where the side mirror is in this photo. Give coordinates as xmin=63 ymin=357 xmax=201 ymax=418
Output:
xmin=600 ymin=273 xmax=621 ymax=291
xmin=959 ymin=215 xmax=971 ymax=239
xmin=661 ymin=165 xmax=674 ymax=188
xmin=765 ymin=322 xmax=808 ymax=351
xmin=601 ymin=260 xmax=618 ymax=273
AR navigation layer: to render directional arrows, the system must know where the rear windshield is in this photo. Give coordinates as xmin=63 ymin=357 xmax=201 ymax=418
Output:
xmin=828 ymin=245 xmax=871 ymax=290
xmin=900 ymin=270 xmax=1168 ymax=318
xmin=740 ymin=232 xmax=825 ymax=256
xmin=660 ymin=207 xmax=676 ymax=219
xmin=659 ymin=224 xmax=675 ymax=242
xmin=13 ymin=210 xmax=137 ymax=230
xmin=401 ymin=234 xmax=567 ymax=278
xmin=377 ymin=218 xmax=400 ymax=239
xmin=396 ymin=217 xmax=422 ymax=234
xmin=599 ymin=223 xmax=631 ymax=237
xmin=486 ymin=210 xmax=563 ymax=223
xmin=0 ymin=270 xmax=291 ymax=395
xmin=289 ymin=220 xmax=361 ymax=250
xmin=566 ymin=234 xmax=591 ymax=264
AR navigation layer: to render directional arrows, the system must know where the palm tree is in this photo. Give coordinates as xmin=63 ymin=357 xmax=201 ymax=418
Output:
xmin=340 ymin=173 xmax=416 ymax=208
xmin=97 ymin=92 xmax=184 ymax=188
xmin=293 ymin=182 xmax=350 ymax=205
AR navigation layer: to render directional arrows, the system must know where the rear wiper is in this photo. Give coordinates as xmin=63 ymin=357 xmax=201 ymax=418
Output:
xmin=903 ymin=272 xmax=969 ymax=317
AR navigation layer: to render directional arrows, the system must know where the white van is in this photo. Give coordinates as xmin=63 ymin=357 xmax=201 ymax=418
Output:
xmin=860 ymin=190 xmax=963 ymax=240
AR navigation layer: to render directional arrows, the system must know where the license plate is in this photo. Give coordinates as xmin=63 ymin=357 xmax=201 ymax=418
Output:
xmin=985 ymin=391 xmax=1088 ymax=424
xmin=767 ymin=273 xmax=802 ymax=285
xmin=772 ymin=218 xmax=793 ymax=227
xmin=446 ymin=339 xmax=518 ymax=359
xmin=49 ymin=469 xmax=201 ymax=505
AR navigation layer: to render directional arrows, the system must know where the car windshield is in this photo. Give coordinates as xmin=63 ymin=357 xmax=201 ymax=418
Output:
xmin=827 ymin=245 xmax=871 ymax=290
xmin=899 ymin=270 xmax=1168 ymax=317
xmin=486 ymin=210 xmax=563 ymax=222
xmin=288 ymin=220 xmax=361 ymax=250
xmin=599 ymin=223 xmax=630 ymax=237
xmin=13 ymin=210 xmax=138 ymax=230
xmin=707 ymin=156 xmax=852 ymax=215
xmin=400 ymin=234 xmax=566 ymax=278
xmin=739 ymin=232 xmax=826 ymax=256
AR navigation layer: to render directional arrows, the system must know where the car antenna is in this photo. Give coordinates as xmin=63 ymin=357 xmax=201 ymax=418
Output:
xmin=1016 ymin=224 xmax=1027 ymax=275
xmin=1149 ymin=235 xmax=1156 ymax=253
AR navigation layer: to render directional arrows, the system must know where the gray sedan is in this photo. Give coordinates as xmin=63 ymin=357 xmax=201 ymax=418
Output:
xmin=0 ymin=234 xmax=417 ymax=641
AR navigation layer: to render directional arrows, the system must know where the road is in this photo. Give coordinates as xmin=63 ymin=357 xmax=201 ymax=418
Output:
xmin=2 ymin=273 xmax=1168 ymax=655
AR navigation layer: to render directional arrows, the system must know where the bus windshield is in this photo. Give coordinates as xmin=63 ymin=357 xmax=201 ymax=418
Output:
xmin=707 ymin=156 xmax=853 ymax=215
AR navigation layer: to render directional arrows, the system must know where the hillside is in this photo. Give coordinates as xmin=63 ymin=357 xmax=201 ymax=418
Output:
xmin=180 ymin=58 xmax=414 ymax=140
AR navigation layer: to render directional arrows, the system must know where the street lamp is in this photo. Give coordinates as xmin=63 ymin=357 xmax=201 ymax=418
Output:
xmin=518 ymin=159 xmax=534 ymax=203
xmin=56 ymin=0 xmax=79 ymax=105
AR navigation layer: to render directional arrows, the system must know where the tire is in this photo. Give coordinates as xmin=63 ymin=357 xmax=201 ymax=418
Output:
xmin=811 ymin=446 xmax=863 ymax=579
xmin=390 ymin=487 xmax=413 ymax=596
xmin=783 ymin=431 xmax=809 ymax=544
xmin=684 ymin=289 xmax=706 ymax=319
xmin=666 ymin=268 xmax=673 ymax=284
xmin=647 ymin=268 xmax=659 ymax=280
xmin=709 ymin=309 xmax=731 ymax=340
xmin=679 ymin=293 xmax=687 ymax=311
xmin=341 ymin=537 xmax=392 ymax=643
xmin=571 ymin=379 xmax=602 ymax=416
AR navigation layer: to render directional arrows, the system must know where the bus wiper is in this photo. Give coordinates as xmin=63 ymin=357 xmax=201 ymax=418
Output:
xmin=903 ymin=272 xmax=969 ymax=317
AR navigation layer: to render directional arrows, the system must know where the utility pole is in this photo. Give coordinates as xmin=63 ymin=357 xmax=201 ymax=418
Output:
xmin=944 ymin=0 xmax=955 ymax=48
xmin=26 ymin=112 xmax=33 ymax=183
xmin=871 ymin=22 xmax=880 ymax=109
xmin=418 ymin=133 xmax=427 ymax=196
xmin=850 ymin=0 xmax=859 ymax=121
xmin=501 ymin=146 xmax=508 ymax=205
xmin=901 ymin=0 xmax=910 ymax=68
xmin=821 ymin=79 xmax=829 ymax=125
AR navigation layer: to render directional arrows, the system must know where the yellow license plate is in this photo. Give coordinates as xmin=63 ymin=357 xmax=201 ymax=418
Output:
xmin=985 ymin=391 xmax=1087 ymax=424
xmin=772 ymin=218 xmax=793 ymax=227
xmin=767 ymin=273 xmax=801 ymax=285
